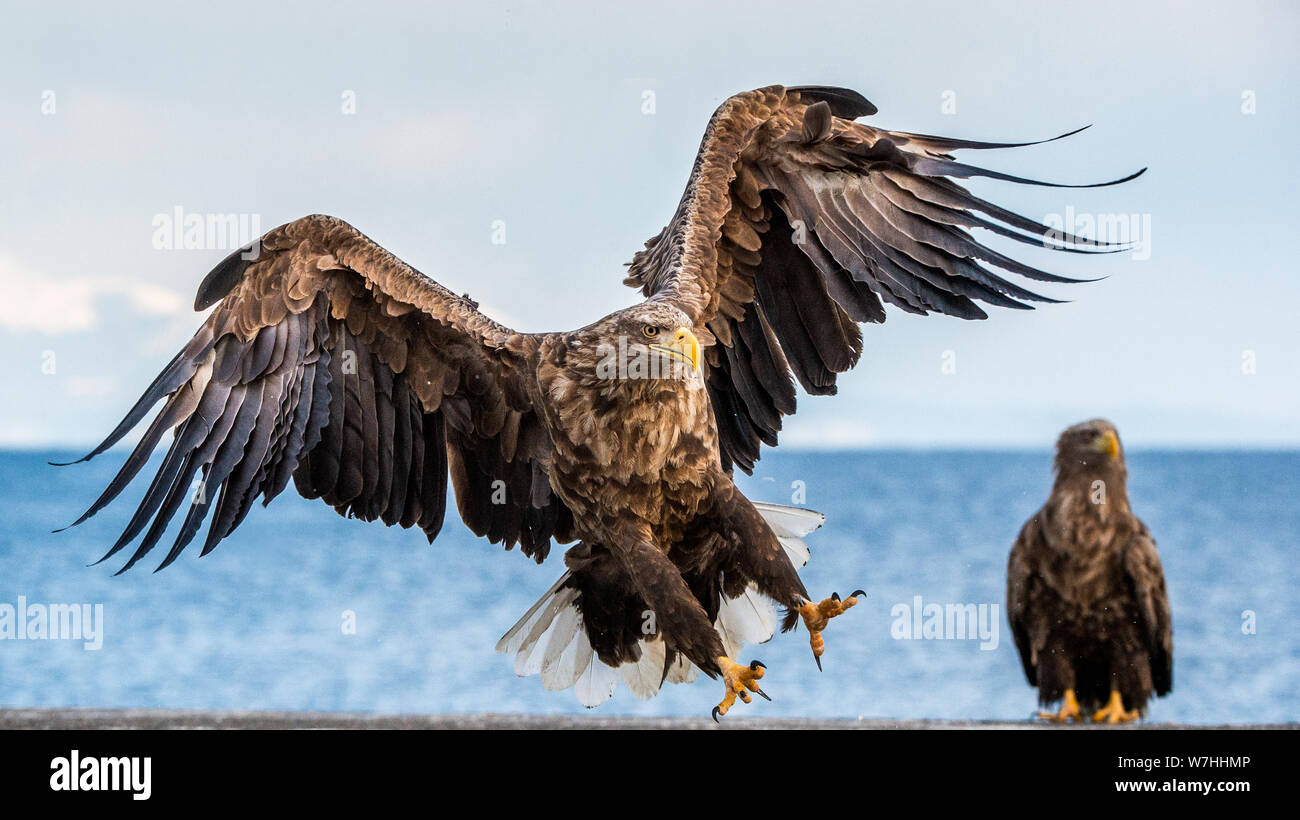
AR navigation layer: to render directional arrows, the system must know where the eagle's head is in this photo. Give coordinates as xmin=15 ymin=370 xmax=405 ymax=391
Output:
xmin=571 ymin=302 xmax=705 ymax=393
xmin=1054 ymin=418 xmax=1125 ymax=475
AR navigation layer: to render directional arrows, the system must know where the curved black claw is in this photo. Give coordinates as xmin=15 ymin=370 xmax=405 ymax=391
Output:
xmin=712 ymin=706 xmax=722 ymax=723
xmin=754 ymin=686 xmax=771 ymax=702
xmin=831 ymin=591 xmax=841 ymax=602
xmin=850 ymin=589 xmax=867 ymax=599
xmin=814 ymin=654 xmax=823 ymax=672
xmin=749 ymin=660 xmax=766 ymax=671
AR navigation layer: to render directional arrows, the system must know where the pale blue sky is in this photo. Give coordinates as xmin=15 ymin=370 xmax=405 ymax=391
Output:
xmin=1 ymin=0 xmax=1296 ymax=449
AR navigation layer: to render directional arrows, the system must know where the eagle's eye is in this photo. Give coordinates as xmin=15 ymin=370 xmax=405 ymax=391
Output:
xmin=641 ymin=325 xmax=659 ymax=339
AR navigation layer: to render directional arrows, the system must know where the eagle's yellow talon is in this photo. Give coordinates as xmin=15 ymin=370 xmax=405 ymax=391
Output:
xmin=1037 ymin=688 xmax=1082 ymax=722
xmin=799 ymin=590 xmax=864 ymax=670
xmin=711 ymin=657 xmax=768 ymax=721
xmin=1092 ymin=690 xmax=1140 ymax=724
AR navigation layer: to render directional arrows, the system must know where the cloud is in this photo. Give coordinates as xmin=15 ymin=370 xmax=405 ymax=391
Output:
xmin=0 ymin=253 xmax=187 ymax=335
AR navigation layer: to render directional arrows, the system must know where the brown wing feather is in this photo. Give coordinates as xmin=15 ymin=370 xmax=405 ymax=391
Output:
xmin=626 ymin=85 xmax=1142 ymax=472
xmin=1123 ymin=525 xmax=1174 ymax=696
xmin=1007 ymin=514 xmax=1046 ymax=686
xmin=60 ymin=214 xmax=572 ymax=572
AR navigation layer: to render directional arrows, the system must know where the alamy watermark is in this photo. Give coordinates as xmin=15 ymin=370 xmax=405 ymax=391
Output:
xmin=1043 ymin=206 xmax=1152 ymax=261
xmin=890 ymin=595 xmax=999 ymax=650
xmin=50 ymin=750 xmax=151 ymax=800
xmin=0 ymin=596 xmax=103 ymax=650
xmin=152 ymin=206 xmax=261 ymax=258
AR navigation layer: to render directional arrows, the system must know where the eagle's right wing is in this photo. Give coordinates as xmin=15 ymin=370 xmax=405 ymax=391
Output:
xmin=626 ymin=85 xmax=1143 ymax=473
xmin=58 ymin=215 xmax=573 ymax=573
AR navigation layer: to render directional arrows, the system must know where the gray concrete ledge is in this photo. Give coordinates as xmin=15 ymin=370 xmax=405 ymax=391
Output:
xmin=1 ymin=709 xmax=1292 ymax=730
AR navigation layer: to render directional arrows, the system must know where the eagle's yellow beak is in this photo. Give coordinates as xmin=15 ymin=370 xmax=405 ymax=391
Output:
xmin=1090 ymin=430 xmax=1120 ymax=459
xmin=650 ymin=327 xmax=700 ymax=372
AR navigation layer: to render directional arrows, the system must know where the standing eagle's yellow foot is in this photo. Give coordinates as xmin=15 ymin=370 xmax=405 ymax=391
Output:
xmin=711 ymin=657 xmax=769 ymax=722
xmin=1037 ymin=688 xmax=1082 ymax=722
xmin=799 ymin=590 xmax=864 ymax=670
xmin=1092 ymin=690 xmax=1140 ymax=724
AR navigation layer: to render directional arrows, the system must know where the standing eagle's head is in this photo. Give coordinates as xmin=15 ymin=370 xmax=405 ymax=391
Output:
xmin=1054 ymin=418 xmax=1126 ymax=477
xmin=1051 ymin=418 xmax=1134 ymax=524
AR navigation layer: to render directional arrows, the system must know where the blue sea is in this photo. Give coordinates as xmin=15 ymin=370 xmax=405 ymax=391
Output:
xmin=0 ymin=449 xmax=1295 ymax=724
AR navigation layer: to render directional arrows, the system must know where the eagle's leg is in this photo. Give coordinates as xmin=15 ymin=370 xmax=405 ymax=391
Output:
xmin=1037 ymin=688 xmax=1082 ymax=722
xmin=711 ymin=657 xmax=769 ymax=722
xmin=1092 ymin=690 xmax=1140 ymax=724
xmin=798 ymin=591 xmax=864 ymax=670
xmin=609 ymin=536 xmax=764 ymax=719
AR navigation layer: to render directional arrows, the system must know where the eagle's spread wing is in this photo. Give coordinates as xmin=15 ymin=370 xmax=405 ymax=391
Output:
xmin=1123 ymin=526 xmax=1174 ymax=696
xmin=59 ymin=215 xmax=572 ymax=572
xmin=626 ymin=85 xmax=1142 ymax=472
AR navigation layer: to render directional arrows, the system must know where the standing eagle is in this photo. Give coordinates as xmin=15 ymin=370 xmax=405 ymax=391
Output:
xmin=1007 ymin=420 xmax=1173 ymax=723
xmin=60 ymin=85 xmax=1140 ymax=718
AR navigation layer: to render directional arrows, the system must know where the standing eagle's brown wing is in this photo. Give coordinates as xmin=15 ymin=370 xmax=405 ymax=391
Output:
xmin=626 ymin=85 xmax=1143 ymax=472
xmin=58 ymin=214 xmax=572 ymax=572
xmin=1007 ymin=513 xmax=1045 ymax=685
xmin=1123 ymin=526 xmax=1174 ymax=696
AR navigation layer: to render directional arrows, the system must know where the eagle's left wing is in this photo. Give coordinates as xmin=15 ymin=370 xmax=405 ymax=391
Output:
xmin=1007 ymin=512 xmax=1045 ymax=686
xmin=626 ymin=85 xmax=1143 ymax=472
xmin=1123 ymin=526 xmax=1174 ymax=697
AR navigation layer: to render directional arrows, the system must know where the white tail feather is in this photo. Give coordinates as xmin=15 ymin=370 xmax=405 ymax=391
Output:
xmin=539 ymin=607 xmax=584 ymax=690
xmin=620 ymin=637 xmax=667 ymax=699
xmin=716 ymin=584 xmax=779 ymax=658
xmin=574 ymin=651 xmax=619 ymax=707
xmin=663 ymin=652 xmax=700 ymax=685
xmin=496 ymin=573 xmax=573 ymax=655
xmin=753 ymin=501 xmax=824 ymax=568
xmin=495 ymin=502 xmax=825 ymax=706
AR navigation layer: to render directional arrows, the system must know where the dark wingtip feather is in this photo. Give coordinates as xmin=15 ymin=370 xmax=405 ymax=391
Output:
xmin=1056 ymin=275 xmax=1104 ymax=284
xmin=970 ymin=122 xmax=1094 ymax=149
xmin=55 ymin=509 xmax=100 ymax=533
xmin=50 ymin=448 xmax=104 ymax=470
xmin=1048 ymin=124 xmax=1093 ymax=142
xmin=1043 ymin=243 xmax=1137 ymax=256
xmin=788 ymin=85 xmax=877 ymax=118
xmin=195 ymin=242 xmax=259 ymax=310
xmin=903 ymin=124 xmax=1094 ymax=152
xmin=917 ymin=157 xmax=1148 ymax=189
xmin=1053 ymin=165 xmax=1148 ymax=188
xmin=1079 ymin=166 xmax=1148 ymax=187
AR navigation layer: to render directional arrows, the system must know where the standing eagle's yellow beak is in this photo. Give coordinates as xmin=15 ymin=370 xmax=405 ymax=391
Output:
xmin=650 ymin=327 xmax=701 ymax=372
xmin=1091 ymin=430 xmax=1120 ymax=459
